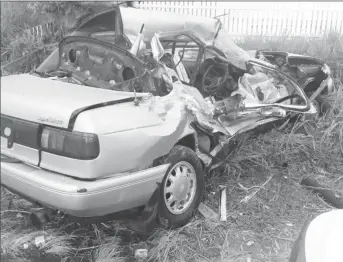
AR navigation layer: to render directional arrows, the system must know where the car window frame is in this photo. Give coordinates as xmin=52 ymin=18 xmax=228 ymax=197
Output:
xmin=159 ymin=33 xmax=206 ymax=86
xmin=244 ymin=59 xmax=312 ymax=112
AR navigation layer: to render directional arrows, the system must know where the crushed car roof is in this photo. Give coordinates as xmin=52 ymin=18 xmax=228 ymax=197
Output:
xmin=120 ymin=7 xmax=251 ymax=70
xmin=76 ymin=6 xmax=250 ymax=70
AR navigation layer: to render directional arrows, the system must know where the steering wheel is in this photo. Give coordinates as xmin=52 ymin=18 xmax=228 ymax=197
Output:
xmin=201 ymin=58 xmax=229 ymax=94
xmin=273 ymin=94 xmax=302 ymax=104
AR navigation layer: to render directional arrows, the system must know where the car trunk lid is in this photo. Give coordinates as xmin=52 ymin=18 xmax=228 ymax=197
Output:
xmin=1 ymin=74 xmax=143 ymax=129
xmin=0 ymin=74 xmax=145 ymax=166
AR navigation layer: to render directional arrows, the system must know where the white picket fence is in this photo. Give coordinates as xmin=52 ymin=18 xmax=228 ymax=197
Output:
xmin=25 ymin=22 xmax=56 ymax=41
xmin=137 ymin=1 xmax=343 ymax=39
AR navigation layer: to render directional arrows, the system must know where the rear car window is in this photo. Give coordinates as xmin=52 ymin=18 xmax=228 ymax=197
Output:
xmin=78 ymin=11 xmax=116 ymax=32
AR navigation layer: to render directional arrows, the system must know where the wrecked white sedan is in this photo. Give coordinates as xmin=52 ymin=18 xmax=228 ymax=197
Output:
xmin=0 ymin=6 xmax=329 ymax=229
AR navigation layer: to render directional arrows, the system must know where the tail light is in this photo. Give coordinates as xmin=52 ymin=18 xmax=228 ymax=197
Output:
xmin=40 ymin=127 xmax=99 ymax=160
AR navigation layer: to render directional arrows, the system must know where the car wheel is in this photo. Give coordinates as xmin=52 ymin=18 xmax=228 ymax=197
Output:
xmin=159 ymin=145 xmax=204 ymax=228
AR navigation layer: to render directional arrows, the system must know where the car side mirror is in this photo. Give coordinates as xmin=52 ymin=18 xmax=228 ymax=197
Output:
xmin=151 ymin=33 xmax=165 ymax=62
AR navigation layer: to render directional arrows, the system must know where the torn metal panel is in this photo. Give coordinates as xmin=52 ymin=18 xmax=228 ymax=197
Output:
xmin=120 ymin=7 xmax=219 ymax=43
xmin=143 ymin=93 xmax=187 ymax=137
xmin=212 ymin=24 xmax=251 ymax=71
xmin=309 ymin=76 xmax=333 ymax=101
xmin=242 ymin=60 xmax=311 ymax=112
xmin=233 ymin=72 xmax=291 ymax=105
xmin=256 ymin=51 xmax=334 ymax=95
xmin=140 ymin=78 xmax=232 ymax=168
xmin=198 ymin=202 xmax=219 ymax=221
xmin=76 ymin=3 xmax=249 ymax=74
xmin=193 ymin=131 xmax=213 ymax=167
xmin=218 ymin=113 xmax=264 ymax=136
xmin=120 ymin=7 xmax=251 ymax=71
xmin=219 ymin=185 xmax=227 ymax=221
xmin=144 ymin=80 xmax=217 ymax=136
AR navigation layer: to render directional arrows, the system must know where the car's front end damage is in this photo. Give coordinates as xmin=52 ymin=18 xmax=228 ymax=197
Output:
xmin=256 ymin=51 xmax=334 ymax=93
xmin=0 ymin=6 xmax=327 ymax=230
xmin=253 ymin=50 xmax=334 ymax=113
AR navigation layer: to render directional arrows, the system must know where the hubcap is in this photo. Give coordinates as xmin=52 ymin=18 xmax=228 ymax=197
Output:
xmin=164 ymin=161 xmax=197 ymax=215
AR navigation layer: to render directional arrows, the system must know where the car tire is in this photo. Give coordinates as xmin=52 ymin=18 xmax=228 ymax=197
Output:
xmin=159 ymin=145 xmax=204 ymax=228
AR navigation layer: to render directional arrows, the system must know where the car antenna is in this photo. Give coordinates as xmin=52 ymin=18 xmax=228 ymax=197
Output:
xmin=133 ymin=88 xmax=139 ymax=106
xmin=132 ymin=23 xmax=145 ymax=107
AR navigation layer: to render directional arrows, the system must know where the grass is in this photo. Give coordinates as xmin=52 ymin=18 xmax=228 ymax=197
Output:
xmin=1 ymin=2 xmax=114 ymax=71
xmin=141 ymin=80 xmax=343 ymax=262
xmin=1 ymin=26 xmax=343 ymax=262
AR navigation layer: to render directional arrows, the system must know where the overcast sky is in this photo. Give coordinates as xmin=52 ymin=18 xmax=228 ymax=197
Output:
xmin=208 ymin=2 xmax=343 ymax=10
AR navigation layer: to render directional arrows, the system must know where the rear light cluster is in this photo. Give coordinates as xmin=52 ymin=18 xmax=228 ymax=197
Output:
xmin=40 ymin=127 xmax=100 ymax=160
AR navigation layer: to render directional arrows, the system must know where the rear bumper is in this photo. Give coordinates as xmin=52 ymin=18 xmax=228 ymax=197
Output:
xmin=1 ymin=159 xmax=168 ymax=217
